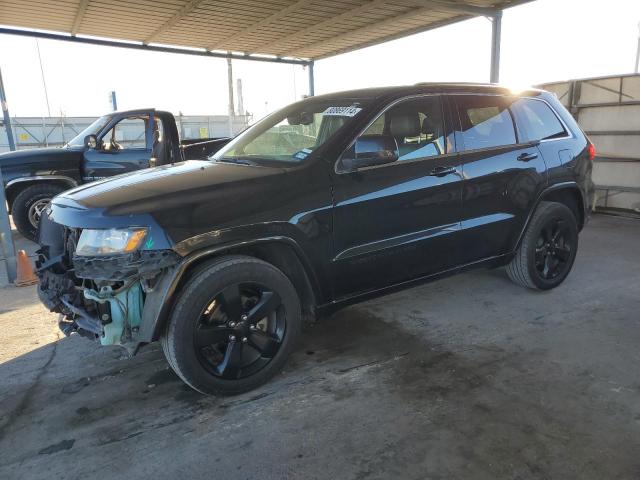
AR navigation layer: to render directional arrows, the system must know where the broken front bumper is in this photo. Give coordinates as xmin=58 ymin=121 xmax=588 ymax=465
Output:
xmin=36 ymin=212 xmax=182 ymax=355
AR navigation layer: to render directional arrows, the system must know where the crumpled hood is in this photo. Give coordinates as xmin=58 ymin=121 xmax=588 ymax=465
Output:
xmin=59 ymin=160 xmax=287 ymax=216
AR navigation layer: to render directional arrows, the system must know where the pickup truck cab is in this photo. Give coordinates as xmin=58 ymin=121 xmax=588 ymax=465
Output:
xmin=36 ymin=84 xmax=594 ymax=395
xmin=0 ymin=108 xmax=230 ymax=240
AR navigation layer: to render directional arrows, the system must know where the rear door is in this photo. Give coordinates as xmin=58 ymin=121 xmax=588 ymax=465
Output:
xmin=330 ymin=95 xmax=463 ymax=299
xmin=509 ymin=96 xmax=574 ymax=176
xmin=83 ymin=112 xmax=154 ymax=181
xmin=451 ymin=94 xmax=547 ymax=263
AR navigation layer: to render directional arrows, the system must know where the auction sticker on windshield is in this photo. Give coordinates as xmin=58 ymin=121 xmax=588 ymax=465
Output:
xmin=323 ymin=106 xmax=362 ymax=117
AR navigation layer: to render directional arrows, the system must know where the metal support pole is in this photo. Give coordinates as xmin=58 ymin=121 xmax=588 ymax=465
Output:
xmin=110 ymin=91 xmax=118 ymax=111
xmin=227 ymin=57 xmax=235 ymax=137
xmin=0 ymin=165 xmax=17 ymax=284
xmin=35 ymin=39 xmax=51 ymax=117
xmin=0 ymin=67 xmax=16 ymax=151
xmin=308 ymin=61 xmax=315 ymax=97
xmin=634 ymin=22 xmax=640 ymax=74
xmin=0 ymin=66 xmax=17 ymax=283
xmin=489 ymin=10 xmax=502 ymax=84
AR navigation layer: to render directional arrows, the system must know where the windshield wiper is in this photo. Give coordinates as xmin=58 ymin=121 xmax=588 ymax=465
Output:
xmin=217 ymin=157 xmax=260 ymax=166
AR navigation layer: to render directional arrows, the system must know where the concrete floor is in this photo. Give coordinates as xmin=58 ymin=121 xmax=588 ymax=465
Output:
xmin=0 ymin=214 xmax=639 ymax=480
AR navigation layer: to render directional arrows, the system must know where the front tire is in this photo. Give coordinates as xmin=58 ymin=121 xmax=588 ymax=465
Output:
xmin=161 ymin=255 xmax=302 ymax=395
xmin=12 ymin=184 xmax=65 ymax=241
xmin=506 ymin=201 xmax=579 ymax=290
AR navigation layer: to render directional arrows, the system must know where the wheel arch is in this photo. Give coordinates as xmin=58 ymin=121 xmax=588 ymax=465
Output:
xmin=5 ymin=176 xmax=77 ymax=213
xmin=146 ymin=237 xmax=321 ymax=342
xmin=514 ymin=182 xmax=585 ymax=252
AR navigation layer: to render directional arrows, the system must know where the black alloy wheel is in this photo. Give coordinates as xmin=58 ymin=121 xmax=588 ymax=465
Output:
xmin=534 ymin=217 xmax=573 ymax=281
xmin=194 ymin=283 xmax=285 ymax=380
xmin=161 ymin=255 xmax=302 ymax=395
xmin=506 ymin=201 xmax=579 ymax=290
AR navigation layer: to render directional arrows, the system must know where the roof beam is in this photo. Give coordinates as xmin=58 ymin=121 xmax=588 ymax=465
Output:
xmin=71 ymin=0 xmax=90 ymax=36
xmin=144 ymin=0 xmax=207 ymax=45
xmin=411 ymin=0 xmax=499 ymax=16
xmin=266 ymin=0 xmax=498 ymax=57
xmin=310 ymin=12 xmax=471 ymax=60
xmin=0 ymin=27 xmax=311 ymax=65
xmin=207 ymin=0 xmax=315 ymax=51
xmin=256 ymin=0 xmax=389 ymax=55
xmin=290 ymin=5 xmax=461 ymax=58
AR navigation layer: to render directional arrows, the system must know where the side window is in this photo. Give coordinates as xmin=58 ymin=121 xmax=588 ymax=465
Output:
xmin=512 ymin=98 xmax=567 ymax=142
xmin=456 ymin=96 xmax=516 ymax=150
xmin=100 ymin=115 xmax=149 ymax=151
xmin=360 ymin=96 xmax=448 ymax=161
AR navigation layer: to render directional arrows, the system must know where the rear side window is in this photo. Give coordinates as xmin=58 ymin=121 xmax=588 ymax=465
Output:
xmin=455 ymin=96 xmax=516 ymax=150
xmin=512 ymin=98 xmax=567 ymax=141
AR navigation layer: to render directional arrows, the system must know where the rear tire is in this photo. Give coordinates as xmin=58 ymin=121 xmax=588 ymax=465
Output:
xmin=506 ymin=201 xmax=578 ymax=290
xmin=12 ymin=184 xmax=66 ymax=241
xmin=161 ymin=255 xmax=302 ymax=395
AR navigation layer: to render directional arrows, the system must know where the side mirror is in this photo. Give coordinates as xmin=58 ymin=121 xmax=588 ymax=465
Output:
xmin=341 ymin=135 xmax=398 ymax=172
xmin=84 ymin=134 xmax=98 ymax=150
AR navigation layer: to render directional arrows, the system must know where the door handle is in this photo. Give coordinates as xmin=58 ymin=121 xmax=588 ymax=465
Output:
xmin=429 ymin=165 xmax=457 ymax=177
xmin=517 ymin=152 xmax=538 ymax=162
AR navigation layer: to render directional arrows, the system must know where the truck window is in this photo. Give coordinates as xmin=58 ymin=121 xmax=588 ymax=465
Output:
xmin=101 ymin=115 xmax=149 ymax=151
xmin=456 ymin=96 xmax=516 ymax=150
xmin=512 ymin=98 xmax=567 ymax=142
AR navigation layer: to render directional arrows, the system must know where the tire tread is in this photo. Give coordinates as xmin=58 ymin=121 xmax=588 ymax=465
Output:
xmin=12 ymin=183 xmax=65 ymax=241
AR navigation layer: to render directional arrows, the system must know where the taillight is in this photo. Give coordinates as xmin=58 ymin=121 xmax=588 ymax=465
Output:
xmin=587 ymin=142 xmax=596 ymax=161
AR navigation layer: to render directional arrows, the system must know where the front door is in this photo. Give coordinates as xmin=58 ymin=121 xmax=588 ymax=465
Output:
xmin=331 ymin=95 xmax=463 ymax=299
xmin=451 ymin=94 xmax=547 ymax=264
xmin=83 ymin=113 xmax=153 ymax=181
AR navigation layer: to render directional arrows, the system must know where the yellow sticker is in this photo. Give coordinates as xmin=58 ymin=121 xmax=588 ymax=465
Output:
xmin=199 ymin=127 xmax=209 ymax=139
xmin=18 ymin=133 xmax=29 ymax=141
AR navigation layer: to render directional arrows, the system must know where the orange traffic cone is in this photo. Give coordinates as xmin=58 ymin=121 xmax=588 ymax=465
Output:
xmin=15 ymin=250 xmax=38 ymax=287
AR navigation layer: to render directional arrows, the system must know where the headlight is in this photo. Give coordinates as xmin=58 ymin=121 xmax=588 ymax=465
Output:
xmin=76 ymin=228 xmax=147 ymax=256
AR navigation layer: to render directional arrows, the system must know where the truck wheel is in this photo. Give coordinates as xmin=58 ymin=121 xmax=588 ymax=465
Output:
xmin=161 ymin=255 xmax=302 ymax=395
xmin=12 ymin=184 xmax=66 ymax=241
xmin=506 ymin=201 xmax=578 ymax=290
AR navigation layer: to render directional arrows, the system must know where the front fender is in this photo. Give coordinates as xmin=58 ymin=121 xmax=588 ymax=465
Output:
xmin=138 ymin=235 xmax=320 ymax=343
xmin=5 ymin=176 xmax=79 ymax=211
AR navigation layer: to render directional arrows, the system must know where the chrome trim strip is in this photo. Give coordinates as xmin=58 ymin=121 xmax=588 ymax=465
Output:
xmin=334 ymin=91 xmax=574 ymax=175
xmin=6 ymin=175 xmax=78 ymax=188
xmin=449 ymin=92 xmax=574 ymax=142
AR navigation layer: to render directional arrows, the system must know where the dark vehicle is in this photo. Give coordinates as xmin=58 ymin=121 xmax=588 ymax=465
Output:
xmin=0 ymin=108 xmax=230 ymax=240
xmin=36 ymin=84 xmax=594 ymax=395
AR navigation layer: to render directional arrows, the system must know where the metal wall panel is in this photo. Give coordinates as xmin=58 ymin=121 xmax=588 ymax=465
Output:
xmin=540 ymin=74 xmax=640 ymax=213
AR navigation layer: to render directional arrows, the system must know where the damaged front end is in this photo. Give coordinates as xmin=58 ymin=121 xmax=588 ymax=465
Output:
xmin=36 ymin=208 xmax=180 ymax=355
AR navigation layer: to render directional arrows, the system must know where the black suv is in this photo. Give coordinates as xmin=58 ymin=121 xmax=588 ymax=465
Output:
xmin=36 ymin=84 xmax=594 ymax=395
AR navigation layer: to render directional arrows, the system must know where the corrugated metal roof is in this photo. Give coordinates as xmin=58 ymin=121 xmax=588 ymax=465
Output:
xmin=0 ymin=0 xmax=533 ymax=61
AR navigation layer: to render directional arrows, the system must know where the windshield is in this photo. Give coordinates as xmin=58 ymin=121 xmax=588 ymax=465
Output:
xmin=66 ymin=115 xmax=112 ymax=147
xmin=212 ymin=98 xmax=369 ymax=164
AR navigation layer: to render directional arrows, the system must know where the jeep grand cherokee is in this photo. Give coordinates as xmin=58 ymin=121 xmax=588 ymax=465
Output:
xmin=36 ymin=83 xmax=594 ymax=395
